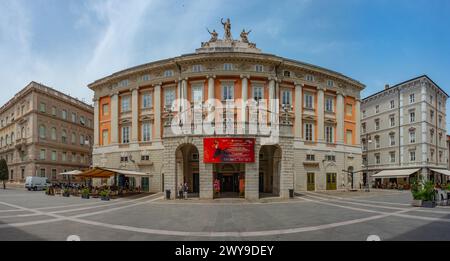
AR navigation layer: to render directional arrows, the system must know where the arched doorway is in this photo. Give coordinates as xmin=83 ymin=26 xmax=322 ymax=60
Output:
xmin=259 ymin=145 xmax=282 ymax=198
xmin=175 ymin=144 xmax=200 ymax=197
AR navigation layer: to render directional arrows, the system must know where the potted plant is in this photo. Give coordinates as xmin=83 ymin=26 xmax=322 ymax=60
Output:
xmin=81 ymin=188 xmax=90 ymax=199
xmin=421 ymin=181 xmax=436 ymax=208
xmin=410 ymin=177 xmax=423 ymax=207
xmin=99 ymin=189 xmax=110 ymax=201
xmin=62 ymin=188 xmax=70 ymax=197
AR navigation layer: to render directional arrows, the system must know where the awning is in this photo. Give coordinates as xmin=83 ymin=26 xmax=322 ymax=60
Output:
xmin=58 ymin=170 xmax=83 ymax=176
xmin=372 ymin=168 xmax=420 ymax=178
xmin=431 ymin=169 xmax=450 ymax=177
xmin=78 ymin=167 xmax=149 ymax=179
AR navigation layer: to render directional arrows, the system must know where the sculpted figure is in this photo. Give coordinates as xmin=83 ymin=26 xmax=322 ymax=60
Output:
xmin=207 ymin=28 xmax=218 ymax=42
xmin=221 ymin=18 xmax=232 ymax=40
xmin=240 ymin=29 xmax=252 ymax=43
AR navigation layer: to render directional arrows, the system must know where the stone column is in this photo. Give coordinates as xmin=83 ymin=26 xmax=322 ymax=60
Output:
xmin=279 ymin=141 xmax=294 ymax=198
xmin=131 ymin=88 xmax=139 ymax=143
xmin=317 ymin=87 xmax=325 ymax=142
xmin=199 ymin=142 xmax=213 ymax=199
xmin=241 ymin=75 xmax=248 ymax=133
xmin=154 ymin=84 xmax=161 ymax=141
xmin=355 ymin=99 xmax=361 ymax=145
xmin=208 ymin=75 xmax=215 ymax=100
xmin=269 ymin=78 xmax=276 ymax=124
xmin=294 ymin=83 xmax=303 ymax=140
xmin=93 ymin=98 xmax=99 ymax=146
xmin=110 ymin=93 xmax=119 ymax=144
xmin=336 ymin=91 xmax=345 ymax=144
xmin=245 ymin=161 xmax=259 ymax=200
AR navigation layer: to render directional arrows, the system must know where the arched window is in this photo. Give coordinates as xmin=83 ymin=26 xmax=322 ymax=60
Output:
xmin=39 ymin=125 xmax=46 ymax=139
xmin=0 ymin=137 xmax=3 ymax=147
xmin=51 ymin=127 xmax=57 ymax=140
xmin=5 ymin=134 xmax=9 ymax=145
xmin=10 ymin=132 xmax=14 ymax=144
xmin=21 ymin=127 xmax=25 ymax=139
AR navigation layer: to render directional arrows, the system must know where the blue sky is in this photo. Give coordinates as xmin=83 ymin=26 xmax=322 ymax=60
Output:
xmin=1 ymin=0 xmax=449 ymax=131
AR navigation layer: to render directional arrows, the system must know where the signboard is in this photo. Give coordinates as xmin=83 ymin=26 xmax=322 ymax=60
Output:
xmin=204 ymin=138 xmax=255 ymax=163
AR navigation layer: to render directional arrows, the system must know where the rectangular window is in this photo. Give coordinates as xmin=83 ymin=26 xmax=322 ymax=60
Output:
xmin=102 ymin=130 xmax=109 ymax=145
xmin=40 ymin=169 xmax=46 ymax=178
xmin=375 ymin=119 xmax=380 ymax=130
xmin=192 ymin=65 xmax=203 ymax=73
xmin=51 ymin=106 xmax=57 ymax=116
xmin=80 ymin=135 xmax=85 ymax=145
xmin=192 ymin=85 xmax=203 ymax=104
xmin=253 ymin=85 xmax=264 ymax=101
xmin=410 ymin=131 xmax=416 ymax=143
xmin=141 ymin=155 xmax=150 ymax=161
xmin=390 ymin=116 xmax=395 ymax=127
xmin=430 ymin=110 xmax=434 ymax=121
xmin=325 ymin=155 xmax=336 ymax=162
xmin=119 ymin=79 xmax=129 ymax=87
xmin=346 ymin=104 xmax=353 ymax=116
xmin=141 ymin=74 xmax=150 ymax=82
xmin=304 ymin=123 xmax=313 ymax=141
xmin=325 ymin=97 xmax=333 ymax=112
xmin=390 ymin=100 xmax=395 ymax=109
xmin=375 ymin=154 xmax=380 ymax=164
xmin=282 ymin=89 xmax=292 ymax=106
xmin=40 ymin=149 xmax=46 ymax=160
xmin=142 ymin=93 xmax=153 ymax=109
xmin=327 ymin=80 xmax=334 ymax=87
xmin=62 ymin=152 xmax=67 ymax=161
xmin=255 ymin=65 xmax=264 ymax=72
xmin=390 ymin=152 xmax=396 ymax=163
xmin=375 ymin=136 xmax=380 ymax=148
xmin=222 ymin=83 xmax=234 ymax=101
xmin=102 ymin=104 xmax=109 ymax=116
xmin=62 ymin=110 xmax=67 ymax=120
xmin=305 ymin=75 xmax=314 ymax=82
xmin=410 ymin=94 xmax=415 ymax=103
xmin=304 ymin=93 xmax=314 ymax=109
xmin=375 ymin=105 xmax=379 ymax=113
xmin=223 ymin=63 xmax=233 ymax=71
xmin=72 ymin=153 xmax=76 ymax=162
xmin=71 ymin=133 xmax=76 ymax=144
xmin=390 ymin=134 xmax=395 ymax=146
xmin=362 ymin=123 xmax=366 ymax=133
xmin=410 ymin=112 xmax=415 ymax=123
xmin=410 ymin=151 xmax=416 ymax=162
xmin=325 ymin=126 xmax=334 ymax=143
xmin=121 ymin=126 xmax=130 ymax=144
xmin=51 ymin=151 xmax=57 ymax=161
xmin=142 ymin=123 xmax=151 ymax=142
xmin=40 ymin=102 xmax=46 ymax=113
xmin=71 ymin=112 xmax=77 ymax=123
xmin=164 ymin=70 xmax=174 ymax=77
xmin=438 ymin=116 xmax=442 ymax=128
xmin=346 ymin=130 xmax=353 ymax=145
xmin=80 ymin=116 xmax=86 ymax=126
xmin=164 ymin=88 xmax=176 ymax=109
xmin=121 ymin=96 xmax=131 ymax=112
xmin=306 ymin=154 xmax=315 ymax=161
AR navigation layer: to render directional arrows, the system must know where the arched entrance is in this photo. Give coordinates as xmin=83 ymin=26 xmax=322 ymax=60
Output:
xmin=259 ymin=145 xmax=282 ymax=198
xmin=213 ymin=163 xmax=245 ymax=198
xmin=175 ymin=144 xmax=200 ymax=197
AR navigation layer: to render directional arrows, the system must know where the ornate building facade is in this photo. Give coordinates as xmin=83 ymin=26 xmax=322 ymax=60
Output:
xmin=89 ymin=22 xmax=364 ymax=199
xmin=0 ymin=82 xmax=94 ymax=183
xmin=361 ymin=76 xmax=448 ymax=187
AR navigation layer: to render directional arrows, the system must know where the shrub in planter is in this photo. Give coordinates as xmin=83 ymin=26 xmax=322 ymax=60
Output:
xmin=99 ymin=189 xmax=110 ymax=201
xmin=62 ymin=188 xmax=70 ymax=197
xmin=81 ymin=188 xmax=90 ymax=199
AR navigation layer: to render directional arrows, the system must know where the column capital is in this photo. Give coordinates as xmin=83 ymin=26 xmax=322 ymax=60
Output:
xmin=129 ymin=87 xmax=139 ymax=92
xmin=294 ymin=81 xmax=304 ymax=87
xmin=317 ymin=85 xmax=327 ymax=92
xmin=109 ymin=91 xmax=119 ymax=97
xmin=152 ymin=82 xmax=163 ymax=88
xmin=206 ymin=74 xmax=216 ymax=79
xmin=240 ymin=74 xmax=250 ymax=79
xmin=336 ymin=90 xmax=346 ymax=97
xmin=268 ymin=76 xmax=277 ymax=82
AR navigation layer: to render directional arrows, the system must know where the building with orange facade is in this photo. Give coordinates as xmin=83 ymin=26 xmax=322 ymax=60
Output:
xmin=88 ymin=23 xmax=364 ymax=199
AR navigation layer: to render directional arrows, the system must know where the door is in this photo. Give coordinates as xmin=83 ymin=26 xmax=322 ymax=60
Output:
xmin=193 ymin=173 xmax=199 ymax=193
xmin=307 ymin=172 xmax=315 ymax=191
xmin=141 ymin=177 xmax=149 ymax=192
xmin=259 ymin=173 xmax=264 ymax=192
xmin=326 ymin=173 xmax=337 ymax=190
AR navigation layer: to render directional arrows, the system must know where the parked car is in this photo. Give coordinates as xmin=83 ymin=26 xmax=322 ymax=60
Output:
xmin=25 ymin=176 xmax=51 ymax=191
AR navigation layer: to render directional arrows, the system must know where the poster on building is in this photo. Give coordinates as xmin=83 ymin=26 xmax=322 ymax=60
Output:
xmin=203 ymin=138 xmax=255 ymax=163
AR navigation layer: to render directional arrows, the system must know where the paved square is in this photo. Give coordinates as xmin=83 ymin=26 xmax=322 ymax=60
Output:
xmin=1 ymin=188 xmax=450 ymax=241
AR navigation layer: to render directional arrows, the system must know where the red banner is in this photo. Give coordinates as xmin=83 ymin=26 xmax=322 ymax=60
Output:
xmin=204 ymin=138 xmax=255 ymax=163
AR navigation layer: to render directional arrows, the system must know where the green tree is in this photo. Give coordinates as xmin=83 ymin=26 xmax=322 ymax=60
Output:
xmin=0 ymin=158 xmax=8 ymax=189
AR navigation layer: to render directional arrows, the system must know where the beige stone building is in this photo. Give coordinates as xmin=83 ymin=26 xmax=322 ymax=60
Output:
xmin=89 ymin=24 xmax=364 ymax=199
xmin=0 ymin=82 xmax=94 ymax=183
xmin=361 ymin=75 xmax=449 ymax=187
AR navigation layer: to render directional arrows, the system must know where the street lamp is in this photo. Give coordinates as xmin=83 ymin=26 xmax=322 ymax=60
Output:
xmin=364 ymin=135 xmax=372 ymax=192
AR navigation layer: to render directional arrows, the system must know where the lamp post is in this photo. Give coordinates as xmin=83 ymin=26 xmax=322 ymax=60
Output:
xmin=365 ymin=135 xmax=372 ymax=192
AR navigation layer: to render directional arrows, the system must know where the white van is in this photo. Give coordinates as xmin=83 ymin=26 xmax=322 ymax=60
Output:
xmin=25 ymin=176 xmax=50 ymax=191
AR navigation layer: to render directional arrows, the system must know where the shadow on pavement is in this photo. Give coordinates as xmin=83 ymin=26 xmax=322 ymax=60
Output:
xmin=0 ymin=221 xmax=44 ymax=241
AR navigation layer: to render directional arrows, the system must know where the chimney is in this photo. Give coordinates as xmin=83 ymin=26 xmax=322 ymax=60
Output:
xmin=385 ymin=84 xmax=390 ymax=90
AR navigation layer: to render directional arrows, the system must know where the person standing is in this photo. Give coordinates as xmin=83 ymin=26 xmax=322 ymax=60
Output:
xmin=178 ymin=183 xmax=183 ymax=199
xmin=183 ymin=182 xmax=188 ymax=200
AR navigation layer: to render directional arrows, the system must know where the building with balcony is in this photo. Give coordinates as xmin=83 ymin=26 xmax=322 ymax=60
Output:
xmin=89 ymin=23 xmax=364 ymax=199
xmin=0 ymin=82 xmax=94 ymax=184
xmin=361 ymin=76 xmax=448 ymax=188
